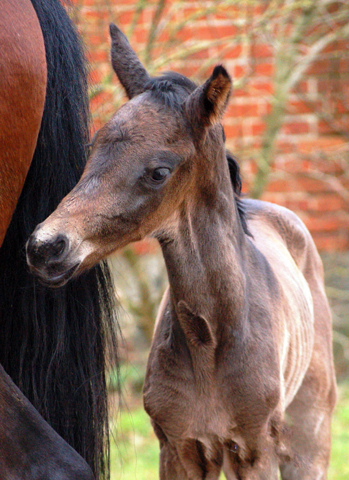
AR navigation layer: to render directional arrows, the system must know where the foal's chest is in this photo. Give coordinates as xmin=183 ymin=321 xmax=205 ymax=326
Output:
xmin=144 ymin=329 xmax=280 ymax=442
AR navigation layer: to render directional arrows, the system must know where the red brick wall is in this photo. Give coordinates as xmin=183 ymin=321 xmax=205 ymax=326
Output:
xmin=72 ymin=0 xmax=349 ymax=251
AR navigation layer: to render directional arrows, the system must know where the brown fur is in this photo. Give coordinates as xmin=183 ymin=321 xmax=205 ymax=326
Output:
xmin=27 ymin=24 xmax=336 ymax=479
xmin=0 ymin=0 xmax=46 ymax=246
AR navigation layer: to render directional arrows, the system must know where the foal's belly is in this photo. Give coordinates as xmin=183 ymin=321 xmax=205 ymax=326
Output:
xmin=256 ymin=240 xmax=315 ymax=409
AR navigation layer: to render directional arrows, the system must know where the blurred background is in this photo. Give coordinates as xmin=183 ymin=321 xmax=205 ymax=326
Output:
xmin=71 ymin=1 xmax=349 ymax=478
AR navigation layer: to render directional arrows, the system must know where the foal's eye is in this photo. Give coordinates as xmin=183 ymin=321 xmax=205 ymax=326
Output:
xmin=150 ymin=167 xmax=171 ymax=183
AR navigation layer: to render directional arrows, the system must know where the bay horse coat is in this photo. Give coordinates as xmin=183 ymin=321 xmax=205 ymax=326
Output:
xmin=27 ymin=24 xmax=336 ymax=480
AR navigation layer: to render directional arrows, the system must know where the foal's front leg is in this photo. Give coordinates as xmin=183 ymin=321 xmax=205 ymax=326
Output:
xmin=222 ymin=439 xmax=279 ymax=480
xmin=156 ymin=432 xmax=223 ymax=480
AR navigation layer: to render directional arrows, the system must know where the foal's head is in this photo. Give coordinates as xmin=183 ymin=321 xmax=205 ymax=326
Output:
xmin=26 ymin=24 xmax=233 ymax=286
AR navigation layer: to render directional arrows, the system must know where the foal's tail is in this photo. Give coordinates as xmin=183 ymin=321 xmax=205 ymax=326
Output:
xmin=0 ymin=1 xmax=118 ymax=478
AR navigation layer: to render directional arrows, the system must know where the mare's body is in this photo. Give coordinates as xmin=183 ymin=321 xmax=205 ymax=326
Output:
xmin=27 ymin=24 xmax=336 ymax=479
xmin=0 ymin=1 xmax=117 ymax=478
xmin=0 ymin=0 xmax=46 ymax=243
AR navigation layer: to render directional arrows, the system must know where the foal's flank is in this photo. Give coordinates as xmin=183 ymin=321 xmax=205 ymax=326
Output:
xmin=27 ymin=23 xmax=336 ymax=480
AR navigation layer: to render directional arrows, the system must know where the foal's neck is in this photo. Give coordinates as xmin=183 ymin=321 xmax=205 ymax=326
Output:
xmin=159 ymin=155 xmax=247 ymax=339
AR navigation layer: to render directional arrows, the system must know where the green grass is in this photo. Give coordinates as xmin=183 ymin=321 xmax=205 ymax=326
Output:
xmin=110 ymin=408 xmax=158 ymax=480
xmin=329 ymin=384 xmax=349 ymax=480
xmin=110 ymin=383 xmax=349 ymax=479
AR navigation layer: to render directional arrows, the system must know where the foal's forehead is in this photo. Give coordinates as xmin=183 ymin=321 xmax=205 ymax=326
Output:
xmin=107 ymin=95 xmax=183 ymax=140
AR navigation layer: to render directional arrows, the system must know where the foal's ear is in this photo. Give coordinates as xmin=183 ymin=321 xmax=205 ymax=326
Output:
xmin=185 ymin=65 xmax=232 ymax=129
xmin=110 ymin=23 xmax=150 ymax=99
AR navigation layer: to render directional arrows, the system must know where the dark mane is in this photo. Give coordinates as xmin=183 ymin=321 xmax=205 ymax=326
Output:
xmin=226 ymin=151 xmax=251 ymax=236
xmin=145 ymin=72 xmax=197 ymax=110
xmin=145 ymin=73 xmax=250 ymax=235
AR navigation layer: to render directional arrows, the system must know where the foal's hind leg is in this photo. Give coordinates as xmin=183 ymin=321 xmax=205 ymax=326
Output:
xmin=280 ymin=358 xmax=336 ymax=479
xmin=280 ymin=228 xmax=337 ymax=479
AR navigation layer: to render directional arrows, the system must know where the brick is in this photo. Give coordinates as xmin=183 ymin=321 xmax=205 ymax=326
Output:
xmin=267 ymin=179 xmax=294 ymax=193
xmin=254 ymin=62 xmax=274 ymax=77
xmin=334 ymin=100 xmax=348 ymax=115
xmin=223 ymin=123 xmax=243 ymax=139
xmin=298 ymin=137 xmax=347 ymax=153
xmin=87 ymin=49 xmax=109 ymax=63
xmin=323 ymin=39 xmax=349 ymax=54
xmin=187 ymin=48 xmax=210 ymax=61
xmin=132 ymin=239 xmax=159 ymax=255
xmin=116 ymin=10 xmax=136 ymax=26
xmin=295 ymin=176 xmax=331 ymax=194
xmin=90 ymin=89 xmax=113 ymax=109
xmin=176 ymin=65 xmax=199 ymax=78
xmin=250 ymin=120 xmax=265 ymax=136
xmin=157 ymin=30 xmax=171 ymax=43
xmin=318 ymin=120 xmax=335 ymax=135
xmin=193 ymin=24 xmax=238 ymax=39
xmin=315 ymin=195 xmax=346 ymax=212
xmin=283 ymin=198 xmax=311 ymax=212
xmin=87 ymin=34 xmax=106 ymax=46
xmin=249 ymin=80 xmax=274 ymax=95
xmin=274 ymin=141 xmax=295 ymax=154
xmin=181 ymin=6 xmax=207 ymax=18
xmin=89 ymin=68 xmax=104 ymax=83
xmin=226 ymin=102 xmax=260 ymax=118
xmin=251 ymin=43 xmax=273 ymax=59
xmin=84 ymin=9 xmax=109 ymax=21
xmin=339 ymin=58 xmax=349 ymax=74
xmin=262 ymin=192 xmax=286 ymax=204
xmin=312 ymin=233 xmax=349 ymax=251
xmin=287 ymin=100 xmax=319 ymax=115
xmin=223 ymin=44 xmax=243 ymax=59
xmin=303 ymin=215 xmax=346 ymax=233
xmin=282 ymin=121 xmax=310 ymax=135
xmin=307 ymin=59 xmax=331 ymax=76
xmin=296 ymin=80 xmax=311 ymax=94
xmin=258 ymin=100 xmax=272 ymax=116
xmin=233 ymin=64 xmax=247 ymax=78
xmin=132 ymin=26 xmax=148 ymax=44
xmin=277 ymin=158 xmax=310 ymax=172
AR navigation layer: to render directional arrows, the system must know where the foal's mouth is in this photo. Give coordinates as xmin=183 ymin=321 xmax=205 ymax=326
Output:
xmin=29 ymin=262 xmax=81 ymax=288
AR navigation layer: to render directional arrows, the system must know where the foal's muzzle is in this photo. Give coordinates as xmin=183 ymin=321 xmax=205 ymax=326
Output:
xmin=26 ymin=231 xmax=80 ymax=287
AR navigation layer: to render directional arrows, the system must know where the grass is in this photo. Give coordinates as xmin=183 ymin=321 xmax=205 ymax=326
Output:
xmin=110 ymin=383 xmax=349 ymax=479
xmin=329 ymin=383 xmax=349 ymax=480
xmin=110 ymin=407 xmax=158 ymax=480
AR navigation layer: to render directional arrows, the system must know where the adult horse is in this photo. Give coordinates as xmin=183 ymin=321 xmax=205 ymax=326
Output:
xmin=0 ymin=1 xmax=117 ymax=478
xmin=27 ymin=24 xmax=337 ymax=479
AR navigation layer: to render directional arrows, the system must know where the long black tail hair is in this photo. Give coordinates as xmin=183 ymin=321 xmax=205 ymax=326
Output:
xmin=0 ymin=1 xmax=118 ymax=478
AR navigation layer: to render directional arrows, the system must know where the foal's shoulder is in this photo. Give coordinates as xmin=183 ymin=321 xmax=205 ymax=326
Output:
xmin=243 ymin=199 xmax=320 ymax=270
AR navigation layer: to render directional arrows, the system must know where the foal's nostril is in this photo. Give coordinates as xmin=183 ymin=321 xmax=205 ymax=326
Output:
xmin=26 ymin=233 xmax=69 ymax=268
xmin=50 ymin=236 xmax=67 ymax=258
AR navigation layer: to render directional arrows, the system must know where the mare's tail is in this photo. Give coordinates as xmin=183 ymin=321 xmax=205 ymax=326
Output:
xmin=0 ymin=1 xmax=118 ymax=478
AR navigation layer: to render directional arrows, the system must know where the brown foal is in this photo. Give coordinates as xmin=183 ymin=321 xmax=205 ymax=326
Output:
xmin=27 ymin=24 xmax=336 ymax=480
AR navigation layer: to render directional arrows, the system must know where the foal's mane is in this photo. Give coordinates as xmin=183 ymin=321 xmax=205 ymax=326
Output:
xmin=145 ymin=72 xmax=249 ymax=235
